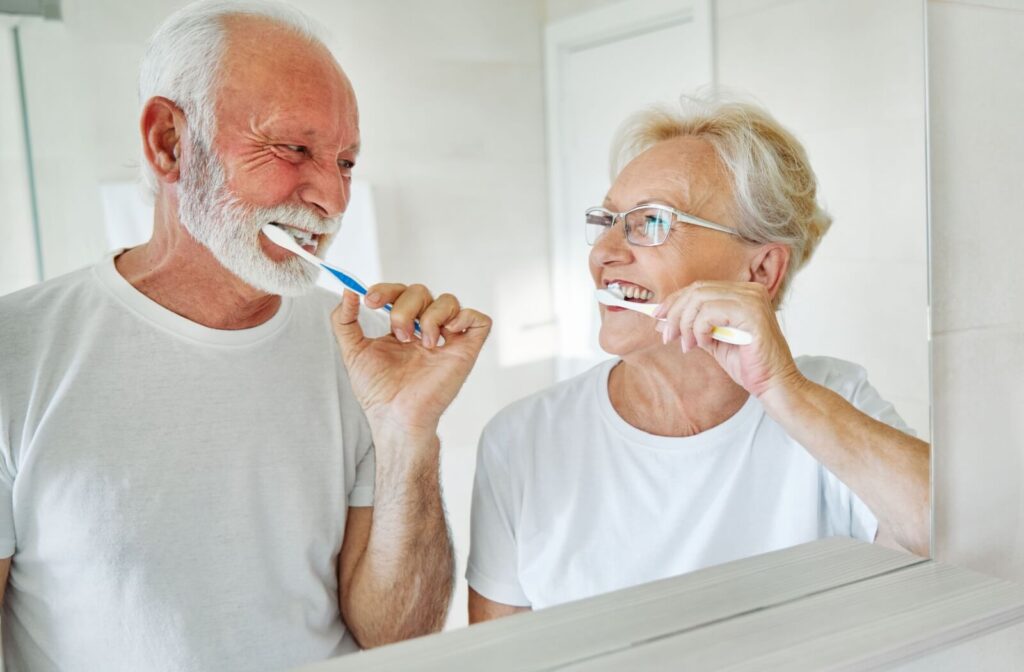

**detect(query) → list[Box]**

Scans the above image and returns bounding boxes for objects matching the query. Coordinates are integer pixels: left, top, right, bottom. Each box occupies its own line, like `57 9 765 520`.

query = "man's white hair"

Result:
138 0 324 195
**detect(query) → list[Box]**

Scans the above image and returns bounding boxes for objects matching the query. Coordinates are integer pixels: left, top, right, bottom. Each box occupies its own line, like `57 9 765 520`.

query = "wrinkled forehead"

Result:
214 15 358 125
606 136 730 214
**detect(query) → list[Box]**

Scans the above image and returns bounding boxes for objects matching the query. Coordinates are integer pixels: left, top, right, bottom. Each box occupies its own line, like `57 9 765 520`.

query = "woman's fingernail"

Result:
662 328 670 344
422 334 434 348
395 329 410 343
366 292 381 305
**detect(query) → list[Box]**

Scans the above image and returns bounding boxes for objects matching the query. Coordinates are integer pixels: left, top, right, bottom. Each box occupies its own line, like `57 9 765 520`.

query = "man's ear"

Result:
747 244 791 303
140 96 186 184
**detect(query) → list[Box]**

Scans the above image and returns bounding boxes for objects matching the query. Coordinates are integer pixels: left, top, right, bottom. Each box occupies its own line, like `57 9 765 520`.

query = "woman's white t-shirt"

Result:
467 356 913 610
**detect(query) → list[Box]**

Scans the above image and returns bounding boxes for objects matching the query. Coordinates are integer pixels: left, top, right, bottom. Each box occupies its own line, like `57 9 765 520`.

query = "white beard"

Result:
177 135 341 297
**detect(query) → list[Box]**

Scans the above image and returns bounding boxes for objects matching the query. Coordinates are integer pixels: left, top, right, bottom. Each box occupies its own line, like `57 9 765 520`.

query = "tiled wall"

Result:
928 0 1024 582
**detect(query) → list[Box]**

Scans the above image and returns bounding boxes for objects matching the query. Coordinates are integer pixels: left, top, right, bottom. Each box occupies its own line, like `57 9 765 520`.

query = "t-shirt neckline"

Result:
92 250 293 346
595 358 763 450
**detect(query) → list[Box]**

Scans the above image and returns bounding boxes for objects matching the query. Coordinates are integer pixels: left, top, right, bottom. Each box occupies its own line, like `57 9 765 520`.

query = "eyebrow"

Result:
601 198 681 210
297 130 360 155
636 198 680 209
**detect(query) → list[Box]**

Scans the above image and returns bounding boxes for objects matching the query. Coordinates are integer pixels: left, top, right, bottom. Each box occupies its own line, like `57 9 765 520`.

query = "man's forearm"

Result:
760 377 931 556
342 433 454 647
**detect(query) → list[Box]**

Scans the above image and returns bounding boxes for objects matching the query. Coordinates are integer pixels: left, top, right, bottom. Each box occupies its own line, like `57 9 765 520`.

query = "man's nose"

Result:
298 165 349 218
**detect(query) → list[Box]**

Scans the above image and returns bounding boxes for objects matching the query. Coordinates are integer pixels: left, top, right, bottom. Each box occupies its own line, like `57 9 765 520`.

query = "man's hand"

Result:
331 284 492 439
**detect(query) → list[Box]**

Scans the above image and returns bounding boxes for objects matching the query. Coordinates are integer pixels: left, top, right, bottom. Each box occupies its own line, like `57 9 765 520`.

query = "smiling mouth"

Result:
272 223 320 249
608 282 655 303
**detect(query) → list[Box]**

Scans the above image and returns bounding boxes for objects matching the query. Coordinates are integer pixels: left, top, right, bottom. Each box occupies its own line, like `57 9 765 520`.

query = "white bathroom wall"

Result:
927 0 1024 584
715 0 930 441
10 0 555 630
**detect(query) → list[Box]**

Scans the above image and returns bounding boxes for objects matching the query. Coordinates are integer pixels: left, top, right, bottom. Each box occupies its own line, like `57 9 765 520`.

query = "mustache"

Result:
224 198 342 237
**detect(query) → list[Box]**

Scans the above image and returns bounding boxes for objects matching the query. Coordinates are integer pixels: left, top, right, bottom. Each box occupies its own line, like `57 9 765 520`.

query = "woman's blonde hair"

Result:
611 95 832 305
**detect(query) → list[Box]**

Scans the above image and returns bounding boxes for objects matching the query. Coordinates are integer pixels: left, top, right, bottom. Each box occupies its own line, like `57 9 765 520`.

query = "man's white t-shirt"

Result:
0 254 386 671
467 356 913 610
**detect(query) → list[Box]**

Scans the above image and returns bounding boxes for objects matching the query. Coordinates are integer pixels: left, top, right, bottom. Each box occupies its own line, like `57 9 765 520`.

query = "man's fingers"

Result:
419 294 461 349
389 284 434 343
331 290 366 355
442 309 493 342
363 283 408 309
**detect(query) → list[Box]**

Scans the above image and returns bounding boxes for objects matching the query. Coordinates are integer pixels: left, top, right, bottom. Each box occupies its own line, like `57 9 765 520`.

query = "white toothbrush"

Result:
262 223 421 336
595 284 753 346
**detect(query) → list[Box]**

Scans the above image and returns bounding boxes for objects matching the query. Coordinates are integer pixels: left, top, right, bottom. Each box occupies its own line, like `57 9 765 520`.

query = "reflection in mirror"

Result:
468 0 931 623
0 0 930 668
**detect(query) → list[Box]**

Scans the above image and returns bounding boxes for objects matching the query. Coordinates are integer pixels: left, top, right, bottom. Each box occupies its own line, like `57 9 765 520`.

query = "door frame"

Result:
544 0 714 379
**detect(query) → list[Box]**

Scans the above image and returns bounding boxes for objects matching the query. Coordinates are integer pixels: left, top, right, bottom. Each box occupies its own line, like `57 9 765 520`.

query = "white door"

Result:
545 0 713 380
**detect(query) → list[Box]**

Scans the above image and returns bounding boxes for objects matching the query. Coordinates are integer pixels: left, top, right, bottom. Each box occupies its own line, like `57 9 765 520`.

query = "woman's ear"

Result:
140 96 185 184
747 244 791 302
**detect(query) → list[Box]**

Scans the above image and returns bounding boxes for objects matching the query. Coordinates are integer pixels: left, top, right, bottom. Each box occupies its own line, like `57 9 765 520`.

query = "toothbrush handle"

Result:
322 265 422 337
646 302 752 345
378 303 423 337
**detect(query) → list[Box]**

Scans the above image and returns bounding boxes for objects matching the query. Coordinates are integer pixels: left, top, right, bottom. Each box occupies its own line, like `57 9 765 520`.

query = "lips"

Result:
272 222 320 247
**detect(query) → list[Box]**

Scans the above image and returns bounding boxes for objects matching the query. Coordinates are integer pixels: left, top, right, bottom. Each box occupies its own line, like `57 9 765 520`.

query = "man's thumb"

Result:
331 290 365 354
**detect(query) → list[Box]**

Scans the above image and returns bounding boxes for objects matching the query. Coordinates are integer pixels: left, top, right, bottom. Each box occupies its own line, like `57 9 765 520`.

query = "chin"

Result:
598 325 659 358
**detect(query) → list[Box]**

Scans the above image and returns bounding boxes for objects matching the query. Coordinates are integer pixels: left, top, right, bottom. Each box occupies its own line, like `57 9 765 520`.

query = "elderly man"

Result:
0 2 488 670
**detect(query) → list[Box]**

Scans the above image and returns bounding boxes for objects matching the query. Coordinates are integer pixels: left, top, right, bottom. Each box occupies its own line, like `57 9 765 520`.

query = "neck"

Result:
608 346 750 437
115 194 281 330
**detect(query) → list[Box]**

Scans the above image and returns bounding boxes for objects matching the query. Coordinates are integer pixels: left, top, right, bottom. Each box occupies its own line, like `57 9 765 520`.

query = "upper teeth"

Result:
278 224 316 247
609 282 653 302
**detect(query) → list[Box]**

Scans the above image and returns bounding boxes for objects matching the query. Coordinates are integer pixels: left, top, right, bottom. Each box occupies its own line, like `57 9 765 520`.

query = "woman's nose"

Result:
589 218 633 266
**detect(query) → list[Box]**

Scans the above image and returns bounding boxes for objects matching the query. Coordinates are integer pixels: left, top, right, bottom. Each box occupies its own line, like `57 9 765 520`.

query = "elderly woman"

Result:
466 98 930 622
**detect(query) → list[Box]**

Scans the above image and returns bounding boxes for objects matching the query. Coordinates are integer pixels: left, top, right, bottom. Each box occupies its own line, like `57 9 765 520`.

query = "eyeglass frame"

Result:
585 203 742 247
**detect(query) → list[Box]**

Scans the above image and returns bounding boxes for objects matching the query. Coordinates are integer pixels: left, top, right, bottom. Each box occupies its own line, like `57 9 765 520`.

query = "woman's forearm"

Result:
759 376 931 556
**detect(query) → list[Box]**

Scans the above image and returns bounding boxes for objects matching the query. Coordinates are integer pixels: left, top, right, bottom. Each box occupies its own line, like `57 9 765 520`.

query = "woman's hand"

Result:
655 281 805 398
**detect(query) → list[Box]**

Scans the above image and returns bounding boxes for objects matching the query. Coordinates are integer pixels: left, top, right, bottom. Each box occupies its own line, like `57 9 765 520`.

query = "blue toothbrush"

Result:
262 223 420 336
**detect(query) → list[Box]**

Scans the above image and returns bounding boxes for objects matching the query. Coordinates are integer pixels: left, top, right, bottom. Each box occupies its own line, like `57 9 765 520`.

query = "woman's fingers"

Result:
658 281 768 351
692 300 746 350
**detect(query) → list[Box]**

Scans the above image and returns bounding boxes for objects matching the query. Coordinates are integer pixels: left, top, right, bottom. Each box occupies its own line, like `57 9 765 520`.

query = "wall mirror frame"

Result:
0 0 935 660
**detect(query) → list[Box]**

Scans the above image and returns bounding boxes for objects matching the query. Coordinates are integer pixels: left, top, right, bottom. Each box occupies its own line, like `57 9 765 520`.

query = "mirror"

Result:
0 0 929 646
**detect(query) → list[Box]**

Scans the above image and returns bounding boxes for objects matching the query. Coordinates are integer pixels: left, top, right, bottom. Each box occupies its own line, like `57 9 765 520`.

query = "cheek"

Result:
235 172 298 206
228 155 301 206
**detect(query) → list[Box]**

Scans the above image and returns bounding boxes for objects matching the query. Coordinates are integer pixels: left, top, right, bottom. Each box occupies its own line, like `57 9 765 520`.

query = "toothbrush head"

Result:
261 224 321 267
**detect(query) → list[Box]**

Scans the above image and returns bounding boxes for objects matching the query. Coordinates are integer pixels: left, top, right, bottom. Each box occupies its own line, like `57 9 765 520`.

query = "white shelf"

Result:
297 538 1024 671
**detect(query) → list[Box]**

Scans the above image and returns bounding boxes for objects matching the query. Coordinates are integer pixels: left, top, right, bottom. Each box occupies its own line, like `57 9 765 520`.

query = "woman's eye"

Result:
282 145 306 154
338 159 355 170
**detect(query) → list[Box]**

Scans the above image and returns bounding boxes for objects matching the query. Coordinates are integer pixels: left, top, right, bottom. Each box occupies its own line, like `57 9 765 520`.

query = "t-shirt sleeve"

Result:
0 435 16 557
348 441 375 507
808 357 915 542
466 426 530 607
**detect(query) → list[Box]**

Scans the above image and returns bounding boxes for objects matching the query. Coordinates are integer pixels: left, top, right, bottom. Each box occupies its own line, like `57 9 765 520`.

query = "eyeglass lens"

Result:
585 207 673 246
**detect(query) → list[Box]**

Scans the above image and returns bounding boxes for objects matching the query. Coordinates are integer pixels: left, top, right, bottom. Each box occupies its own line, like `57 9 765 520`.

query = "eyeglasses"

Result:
585 203 740 247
